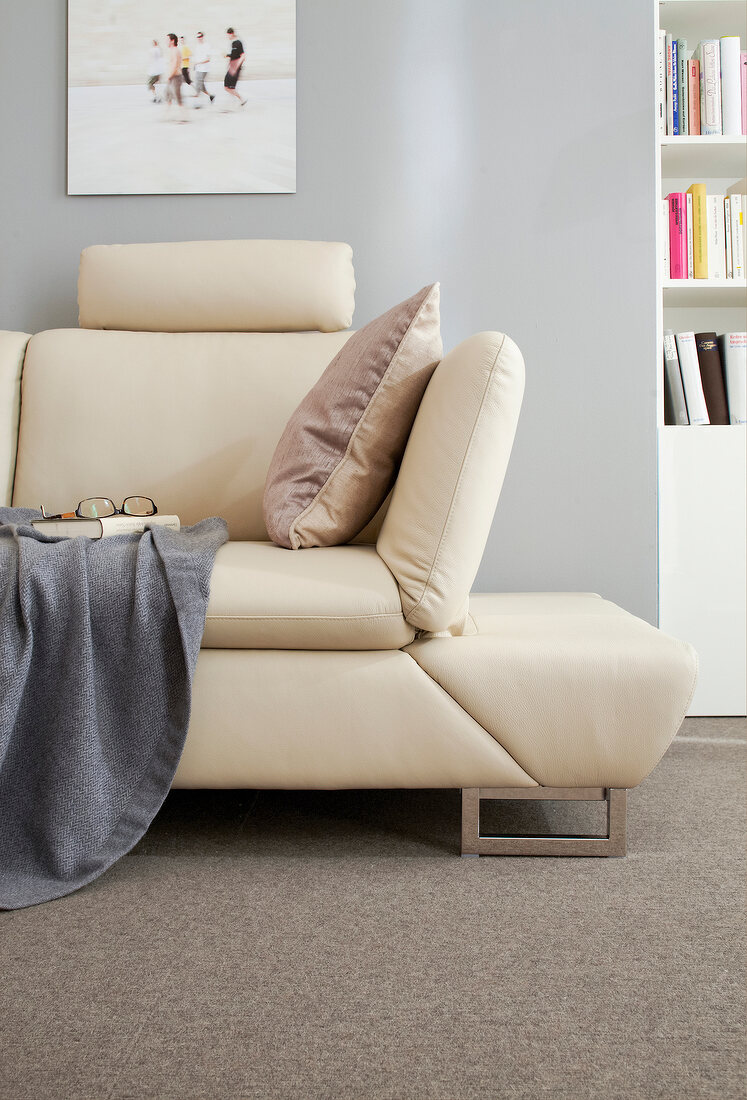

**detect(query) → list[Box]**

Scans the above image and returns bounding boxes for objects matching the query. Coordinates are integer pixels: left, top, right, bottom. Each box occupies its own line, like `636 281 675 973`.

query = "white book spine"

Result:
678 43 690 136
657 31 667 136
730 194 744 279
700 40 722 134
663 330 690 424
706 194 726 279
675 331 710 424
98 514 181 537
724 197 733 278
721 332 747 423
686 192 694 278
666 34 674 136
31 518 103 538
720 36 742 135
661 198 670 279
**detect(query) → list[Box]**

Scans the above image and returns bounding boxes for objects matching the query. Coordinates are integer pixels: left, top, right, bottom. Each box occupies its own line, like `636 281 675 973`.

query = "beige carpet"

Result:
1 716 744 1100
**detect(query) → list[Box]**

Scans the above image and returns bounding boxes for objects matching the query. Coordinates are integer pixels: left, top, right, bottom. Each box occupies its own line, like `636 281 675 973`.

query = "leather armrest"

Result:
0 331 31 506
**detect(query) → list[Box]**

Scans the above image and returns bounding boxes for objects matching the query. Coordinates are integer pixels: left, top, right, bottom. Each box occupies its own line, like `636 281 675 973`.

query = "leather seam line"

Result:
205 612 407 622
402 650 539 785
404 334 506 623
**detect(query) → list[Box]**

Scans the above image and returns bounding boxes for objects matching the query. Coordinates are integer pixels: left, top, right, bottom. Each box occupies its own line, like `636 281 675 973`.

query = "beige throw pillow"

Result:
263 283 442 549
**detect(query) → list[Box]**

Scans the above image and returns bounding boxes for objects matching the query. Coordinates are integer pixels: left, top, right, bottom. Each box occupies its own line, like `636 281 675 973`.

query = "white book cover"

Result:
657 31 667 136
675 331 710 424
686 192 694 278
666 33 674 136
706 194 726 279
661 198 670 278
729 193 744 279
719 332 747 423
724 197 733 278
698 40 722 134
720 36 742 135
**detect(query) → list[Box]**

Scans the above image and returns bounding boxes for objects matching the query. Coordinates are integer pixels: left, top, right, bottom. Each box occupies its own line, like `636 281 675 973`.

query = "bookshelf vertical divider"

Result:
656 0 747 715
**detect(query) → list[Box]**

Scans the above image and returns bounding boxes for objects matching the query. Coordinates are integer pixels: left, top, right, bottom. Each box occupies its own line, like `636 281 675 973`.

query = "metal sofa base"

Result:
461 786 627 857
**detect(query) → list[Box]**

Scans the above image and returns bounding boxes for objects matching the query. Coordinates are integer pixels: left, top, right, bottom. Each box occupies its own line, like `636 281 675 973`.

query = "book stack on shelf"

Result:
663 329 746 425
657 31 746 136
663 178 745 281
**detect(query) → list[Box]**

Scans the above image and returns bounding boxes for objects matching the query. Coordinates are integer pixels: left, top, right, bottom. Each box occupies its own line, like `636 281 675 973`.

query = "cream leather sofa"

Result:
0 240 697 856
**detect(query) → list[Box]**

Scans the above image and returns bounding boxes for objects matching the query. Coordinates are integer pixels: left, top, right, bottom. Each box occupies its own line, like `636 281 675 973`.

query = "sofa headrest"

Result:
77 240 356 333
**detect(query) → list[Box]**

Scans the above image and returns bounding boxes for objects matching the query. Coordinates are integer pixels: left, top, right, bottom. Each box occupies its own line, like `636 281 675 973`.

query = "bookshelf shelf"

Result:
655 0 747 716
659 1 746 42
663 280 747 305
660 135 746 175
659 422 746 433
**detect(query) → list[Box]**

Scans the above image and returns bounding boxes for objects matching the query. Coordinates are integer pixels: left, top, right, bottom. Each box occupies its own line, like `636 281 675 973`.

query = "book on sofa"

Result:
31 514 181 539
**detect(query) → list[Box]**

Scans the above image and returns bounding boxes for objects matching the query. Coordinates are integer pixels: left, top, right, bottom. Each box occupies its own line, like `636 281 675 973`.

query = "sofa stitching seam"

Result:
401 650 539 784
204 612 406 622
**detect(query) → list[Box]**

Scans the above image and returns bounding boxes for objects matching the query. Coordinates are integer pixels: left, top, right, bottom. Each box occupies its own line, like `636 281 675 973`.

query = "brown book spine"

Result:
694 332 729 424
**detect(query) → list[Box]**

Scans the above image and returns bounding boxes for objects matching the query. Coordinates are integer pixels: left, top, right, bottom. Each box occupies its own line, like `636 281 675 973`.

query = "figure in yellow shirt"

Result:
179 37 195 93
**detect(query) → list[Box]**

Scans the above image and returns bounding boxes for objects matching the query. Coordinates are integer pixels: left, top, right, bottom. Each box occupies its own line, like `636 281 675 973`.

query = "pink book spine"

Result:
741 52 746 135
668 193 688 279
689 60 701 134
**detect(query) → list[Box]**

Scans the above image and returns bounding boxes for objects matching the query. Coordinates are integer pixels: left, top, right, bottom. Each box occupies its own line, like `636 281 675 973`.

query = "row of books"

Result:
657 33 746 135
663 181 745 280
663 330 746 425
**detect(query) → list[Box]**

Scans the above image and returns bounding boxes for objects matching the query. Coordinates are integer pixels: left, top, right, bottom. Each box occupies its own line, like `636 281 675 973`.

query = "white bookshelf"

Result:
656 0 747 716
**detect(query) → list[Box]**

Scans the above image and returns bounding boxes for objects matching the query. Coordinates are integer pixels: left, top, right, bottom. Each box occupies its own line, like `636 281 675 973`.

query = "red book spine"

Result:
668 193 688 279
689 60 701 134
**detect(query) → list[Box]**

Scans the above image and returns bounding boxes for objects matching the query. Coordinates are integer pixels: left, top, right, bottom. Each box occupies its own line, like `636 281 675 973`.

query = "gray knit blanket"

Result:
0 509 228 909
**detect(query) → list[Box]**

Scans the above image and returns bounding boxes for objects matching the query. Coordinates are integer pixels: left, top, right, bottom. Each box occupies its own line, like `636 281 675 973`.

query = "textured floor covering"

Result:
1 717 744 1100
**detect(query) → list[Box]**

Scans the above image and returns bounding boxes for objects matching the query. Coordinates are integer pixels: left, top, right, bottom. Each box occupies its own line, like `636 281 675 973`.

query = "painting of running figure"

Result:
67 0 296 194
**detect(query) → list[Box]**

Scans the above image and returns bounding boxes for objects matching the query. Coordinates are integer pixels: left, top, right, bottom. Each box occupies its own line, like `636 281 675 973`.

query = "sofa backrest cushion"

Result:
77 240 356 333
12 328 357 541
263 284 441 549
377 331 525 635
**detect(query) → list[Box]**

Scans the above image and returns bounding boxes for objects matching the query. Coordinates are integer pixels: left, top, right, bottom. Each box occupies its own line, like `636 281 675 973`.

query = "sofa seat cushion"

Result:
405 592 698 789
201 542 415 650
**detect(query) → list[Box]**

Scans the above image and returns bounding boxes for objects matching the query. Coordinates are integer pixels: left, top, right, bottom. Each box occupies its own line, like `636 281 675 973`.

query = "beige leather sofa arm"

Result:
377 331 525 634
0 331 31 506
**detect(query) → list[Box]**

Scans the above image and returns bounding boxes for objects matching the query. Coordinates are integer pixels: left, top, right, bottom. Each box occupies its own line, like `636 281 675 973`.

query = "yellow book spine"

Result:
687 183 708 278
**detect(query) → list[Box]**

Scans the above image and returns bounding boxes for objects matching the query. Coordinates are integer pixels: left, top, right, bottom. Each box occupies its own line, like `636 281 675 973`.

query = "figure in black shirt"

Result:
224 27 246 106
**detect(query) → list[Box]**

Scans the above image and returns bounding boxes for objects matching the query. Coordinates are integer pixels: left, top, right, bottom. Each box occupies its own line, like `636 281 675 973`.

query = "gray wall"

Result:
0 0 657 621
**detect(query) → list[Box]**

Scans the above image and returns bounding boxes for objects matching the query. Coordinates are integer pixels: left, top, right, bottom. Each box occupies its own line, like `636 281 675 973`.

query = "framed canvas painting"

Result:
67 0 296 194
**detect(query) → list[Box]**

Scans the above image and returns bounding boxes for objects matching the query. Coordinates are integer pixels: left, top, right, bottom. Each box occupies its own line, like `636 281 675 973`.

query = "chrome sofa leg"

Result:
460 786 627 857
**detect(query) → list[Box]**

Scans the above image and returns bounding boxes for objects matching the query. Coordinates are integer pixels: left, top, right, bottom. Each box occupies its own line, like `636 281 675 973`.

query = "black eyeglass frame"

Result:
39 496 158 521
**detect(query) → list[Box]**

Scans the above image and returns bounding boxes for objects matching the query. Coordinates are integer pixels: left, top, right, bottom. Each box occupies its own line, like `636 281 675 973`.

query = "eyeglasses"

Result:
40 496 158 521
